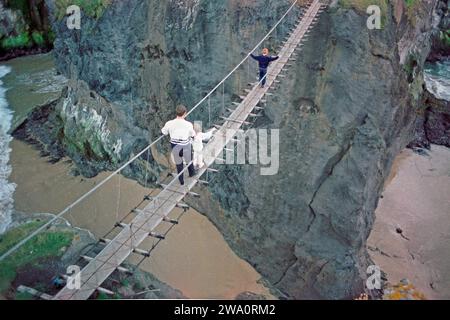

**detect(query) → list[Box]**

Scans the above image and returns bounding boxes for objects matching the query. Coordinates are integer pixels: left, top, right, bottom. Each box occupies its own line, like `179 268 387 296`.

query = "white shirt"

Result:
192 130 215 152
162 118 195 145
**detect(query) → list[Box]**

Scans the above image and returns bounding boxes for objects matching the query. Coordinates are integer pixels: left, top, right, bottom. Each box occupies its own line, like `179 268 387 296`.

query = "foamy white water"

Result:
0 65 16 234
424 59 450 102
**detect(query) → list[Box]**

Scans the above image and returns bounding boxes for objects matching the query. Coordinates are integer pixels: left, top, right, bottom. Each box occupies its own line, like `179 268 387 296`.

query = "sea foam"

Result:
0 65 16 234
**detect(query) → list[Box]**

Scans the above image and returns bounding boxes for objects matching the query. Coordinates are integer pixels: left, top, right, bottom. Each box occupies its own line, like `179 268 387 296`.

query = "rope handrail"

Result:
0 0 300 263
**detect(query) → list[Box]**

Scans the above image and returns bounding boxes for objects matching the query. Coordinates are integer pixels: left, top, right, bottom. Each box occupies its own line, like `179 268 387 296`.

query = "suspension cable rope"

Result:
115 174 122 223
0 0 300 263
207 95 211 181
144 148 150 189
247 58 251 84
69 170 177 280
60 1 320 297
208 96 211 129
222 82 225 111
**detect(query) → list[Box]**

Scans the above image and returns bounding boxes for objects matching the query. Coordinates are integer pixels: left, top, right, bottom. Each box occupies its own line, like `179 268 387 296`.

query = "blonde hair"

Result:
193 123 202 133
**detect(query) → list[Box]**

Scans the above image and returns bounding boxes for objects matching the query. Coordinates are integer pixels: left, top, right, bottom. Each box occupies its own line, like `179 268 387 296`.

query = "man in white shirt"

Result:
161 104 196 185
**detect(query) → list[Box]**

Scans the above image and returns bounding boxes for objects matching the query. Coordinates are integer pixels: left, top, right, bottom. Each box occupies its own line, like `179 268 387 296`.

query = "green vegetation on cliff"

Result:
339 0 420 19
31 31 45 46
1 0 53 52
404 0 424 25
1 32 32 50
339 0 388 27
0 31 50 51
0 220 74 294
339 0 388 14
440 29 450 48
55 0 112 20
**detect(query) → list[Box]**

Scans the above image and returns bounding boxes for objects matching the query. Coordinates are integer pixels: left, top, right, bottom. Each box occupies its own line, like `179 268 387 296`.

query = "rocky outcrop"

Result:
25 0 445 299
408 89 450 149
0 3 27 39
14 80 150 177
35 0 299 176
4 212 184 299
193 0 444 299
427 0 450 61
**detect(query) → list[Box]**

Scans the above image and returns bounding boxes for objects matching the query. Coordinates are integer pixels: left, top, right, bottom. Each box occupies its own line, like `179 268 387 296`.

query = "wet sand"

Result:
368 145 450 299
9 139 273 299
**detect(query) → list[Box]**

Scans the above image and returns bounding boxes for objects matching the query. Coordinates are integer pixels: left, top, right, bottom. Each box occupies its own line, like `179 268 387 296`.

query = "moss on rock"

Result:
0 219 74 294
1 0 54 56
54 0 112 20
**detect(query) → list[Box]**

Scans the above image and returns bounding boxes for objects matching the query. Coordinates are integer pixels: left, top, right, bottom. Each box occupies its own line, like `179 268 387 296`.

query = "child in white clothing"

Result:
193 123 217 169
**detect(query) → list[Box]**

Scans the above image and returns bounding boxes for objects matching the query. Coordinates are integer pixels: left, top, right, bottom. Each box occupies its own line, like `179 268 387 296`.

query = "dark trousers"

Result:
171 143 195 185
259 68 268 86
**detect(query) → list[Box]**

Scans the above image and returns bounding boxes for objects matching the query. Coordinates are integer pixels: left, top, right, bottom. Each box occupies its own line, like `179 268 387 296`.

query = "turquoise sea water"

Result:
424 58 450 102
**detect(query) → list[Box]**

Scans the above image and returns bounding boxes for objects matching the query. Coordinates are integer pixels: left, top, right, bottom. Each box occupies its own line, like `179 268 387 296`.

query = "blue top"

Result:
250 54 279 69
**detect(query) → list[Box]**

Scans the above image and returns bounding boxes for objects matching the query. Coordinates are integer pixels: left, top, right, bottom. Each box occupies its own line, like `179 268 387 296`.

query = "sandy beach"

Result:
368 145 450 299
9 138 273 299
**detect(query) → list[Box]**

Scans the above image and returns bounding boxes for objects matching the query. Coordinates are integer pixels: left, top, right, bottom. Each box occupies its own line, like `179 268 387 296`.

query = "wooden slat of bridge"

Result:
53 0 324 300
203 0 323 167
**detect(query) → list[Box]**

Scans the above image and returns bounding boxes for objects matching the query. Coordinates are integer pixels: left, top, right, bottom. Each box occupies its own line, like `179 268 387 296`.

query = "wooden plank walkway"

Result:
53 0 325 300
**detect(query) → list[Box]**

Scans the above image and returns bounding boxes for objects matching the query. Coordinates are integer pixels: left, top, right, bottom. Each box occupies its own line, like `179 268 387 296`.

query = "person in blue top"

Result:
250 48 279 88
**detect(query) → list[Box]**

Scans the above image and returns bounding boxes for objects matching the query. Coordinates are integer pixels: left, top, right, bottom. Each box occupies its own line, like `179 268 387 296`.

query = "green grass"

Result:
339 0 425 28
96 292 122 300
120 278 130 287
339 0 388 28
2 1 55 52
31 31 45 47
1 31 49 50
0 220 74 294
339 0 388 13
0 32 32 50
55 0 112 20
441 30 450 48
404 0 423 25
15 291 35 300
47 30 56 43
404 0 418 8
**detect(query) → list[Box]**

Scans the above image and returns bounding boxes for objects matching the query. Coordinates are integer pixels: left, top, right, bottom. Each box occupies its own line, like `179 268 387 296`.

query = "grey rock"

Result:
409 89 450 149
31 0 446 300
0 3 27 38
428 0 449 61
193 0 443 299
235 291 267 300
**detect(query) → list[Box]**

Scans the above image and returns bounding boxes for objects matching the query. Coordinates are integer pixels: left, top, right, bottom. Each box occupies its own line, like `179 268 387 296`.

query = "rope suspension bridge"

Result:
3 0 327 300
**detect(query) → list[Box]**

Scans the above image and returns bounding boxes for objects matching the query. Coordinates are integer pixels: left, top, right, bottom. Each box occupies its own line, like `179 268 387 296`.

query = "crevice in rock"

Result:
312 259 331 287
272 256 298 287
306 142 352 233
306 114 368 234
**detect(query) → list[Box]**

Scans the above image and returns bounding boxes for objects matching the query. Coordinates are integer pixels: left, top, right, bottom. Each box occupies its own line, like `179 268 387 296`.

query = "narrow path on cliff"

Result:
2 0 328 300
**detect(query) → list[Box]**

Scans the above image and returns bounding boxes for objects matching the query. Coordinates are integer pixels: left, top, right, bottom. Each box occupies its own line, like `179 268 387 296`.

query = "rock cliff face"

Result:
409 89 450 150
194 0 444 299
428 0 450 61
28 0 444 299
42 0 299 176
